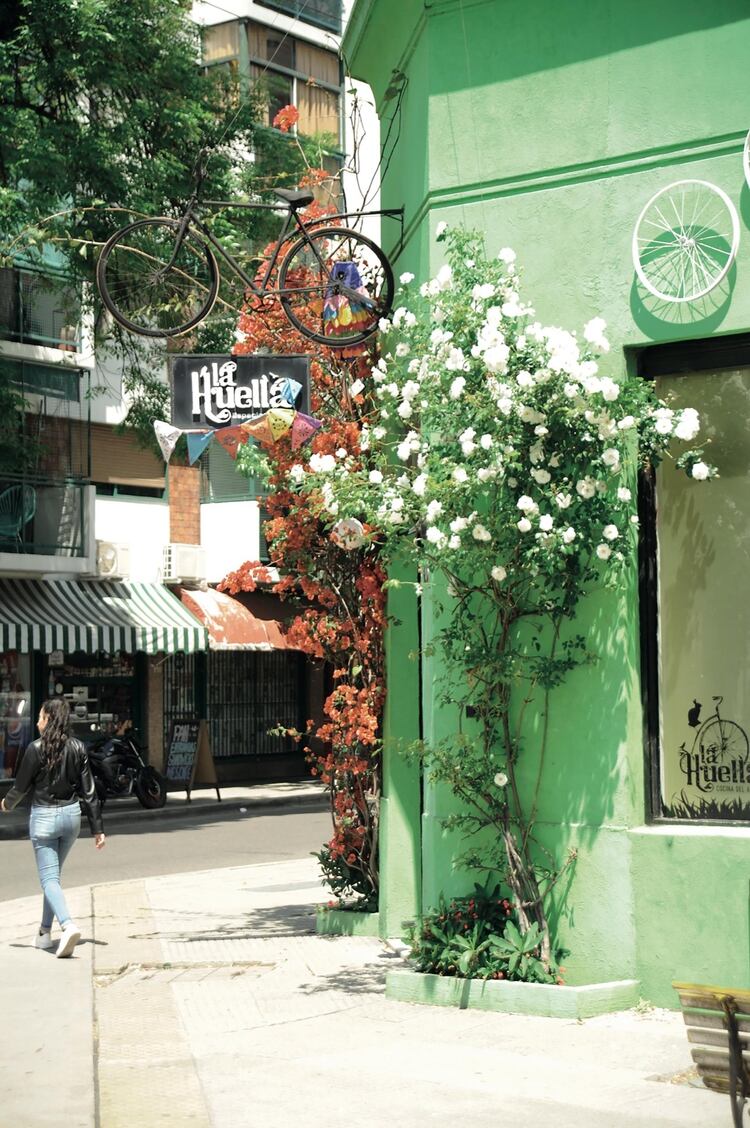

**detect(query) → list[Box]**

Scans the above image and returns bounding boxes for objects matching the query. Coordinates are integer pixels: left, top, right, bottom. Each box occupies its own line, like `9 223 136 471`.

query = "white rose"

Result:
691 461 710 480
602 524 619 541
517 495 537 512
516 370 535 388
450 376 466 399
600 377 620 402
453 466 469 484
477 468 494 482
369 469 384 485
493 771 509 787
617 415 635 430
562 526 576 543
596 544 612 560
555 493 572 509
655 417 673 435
602 448 620 469
288 464 306 483
399 271 415 285
531 468 551 485
563 382 580 399
450 516 468 533
497 247 516 265
576 478 596 499
517 517 532 532
425 526 446 546
436 263 452 289
446 347 466 371
412 474 428 496
426 499 443 523
472 524 491 542
395 342 410 358
472 283 495 300
448 534 461 549
480 434 493 450
491 565 507 582
484 343 510 374
538 514 554 532
397 400 413 419
675 408 700 441
617 486 631 501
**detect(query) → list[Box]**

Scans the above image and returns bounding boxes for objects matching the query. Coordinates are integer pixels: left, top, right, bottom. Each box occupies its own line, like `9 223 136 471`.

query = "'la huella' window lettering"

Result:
169 354 310 429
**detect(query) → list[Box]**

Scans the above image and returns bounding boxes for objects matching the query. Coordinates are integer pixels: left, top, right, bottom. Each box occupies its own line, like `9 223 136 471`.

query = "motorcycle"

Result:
86 722 168 809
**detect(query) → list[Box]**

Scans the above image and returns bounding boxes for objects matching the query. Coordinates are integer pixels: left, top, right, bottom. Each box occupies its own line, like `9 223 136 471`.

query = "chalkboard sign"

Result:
164 719 220 801
165 720 200 784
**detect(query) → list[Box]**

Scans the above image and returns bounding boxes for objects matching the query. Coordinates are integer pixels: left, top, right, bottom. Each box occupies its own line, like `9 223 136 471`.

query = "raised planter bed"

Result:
386 968 640 1019
315 907 381 937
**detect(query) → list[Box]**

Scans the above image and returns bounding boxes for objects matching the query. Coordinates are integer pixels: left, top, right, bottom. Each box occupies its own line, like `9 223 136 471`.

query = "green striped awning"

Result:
0 578 207 655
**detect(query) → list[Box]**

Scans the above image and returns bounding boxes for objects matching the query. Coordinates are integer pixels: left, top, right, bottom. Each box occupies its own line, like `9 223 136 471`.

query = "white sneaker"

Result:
34 929 54 950
56 923 81 959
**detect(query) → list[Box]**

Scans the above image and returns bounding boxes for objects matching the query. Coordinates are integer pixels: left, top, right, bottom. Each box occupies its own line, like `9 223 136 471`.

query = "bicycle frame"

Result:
169 198 402 306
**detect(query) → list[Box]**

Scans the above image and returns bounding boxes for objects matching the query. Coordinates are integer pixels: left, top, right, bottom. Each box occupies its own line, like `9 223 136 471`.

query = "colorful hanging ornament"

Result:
323 262 373 340
267 407 296 442
241 415 275 446
214 425 248 460
186 431 214 466
330 517 366 551
291 412 322 450
153 420 182 463
277 378 303 407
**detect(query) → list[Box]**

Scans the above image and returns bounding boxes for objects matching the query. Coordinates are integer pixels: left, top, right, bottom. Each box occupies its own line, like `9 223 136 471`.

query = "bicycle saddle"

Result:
274 188 316 208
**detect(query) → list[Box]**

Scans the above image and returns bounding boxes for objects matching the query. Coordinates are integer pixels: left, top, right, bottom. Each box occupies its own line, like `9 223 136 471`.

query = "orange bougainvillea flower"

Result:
273 104 300 133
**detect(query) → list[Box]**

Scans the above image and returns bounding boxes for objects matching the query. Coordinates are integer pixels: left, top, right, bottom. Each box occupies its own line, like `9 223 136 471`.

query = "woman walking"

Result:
1 697 105 958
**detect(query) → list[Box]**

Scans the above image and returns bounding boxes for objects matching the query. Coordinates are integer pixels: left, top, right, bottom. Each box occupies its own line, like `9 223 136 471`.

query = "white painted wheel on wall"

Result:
743 128 750 191
632 179 739 303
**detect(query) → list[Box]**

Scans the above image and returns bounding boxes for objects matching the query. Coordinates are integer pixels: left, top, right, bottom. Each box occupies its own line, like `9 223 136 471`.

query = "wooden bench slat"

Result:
688 1028 750 1048
674 981 750 1007
691 1047 750 1070
683 1010 750 1033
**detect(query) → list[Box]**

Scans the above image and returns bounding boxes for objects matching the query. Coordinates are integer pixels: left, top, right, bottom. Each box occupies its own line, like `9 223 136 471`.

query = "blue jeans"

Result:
29 802 81 930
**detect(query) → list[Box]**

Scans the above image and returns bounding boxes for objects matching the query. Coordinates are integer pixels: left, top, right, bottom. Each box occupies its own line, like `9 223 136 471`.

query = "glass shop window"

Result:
0 651 32 780
652 366 750 822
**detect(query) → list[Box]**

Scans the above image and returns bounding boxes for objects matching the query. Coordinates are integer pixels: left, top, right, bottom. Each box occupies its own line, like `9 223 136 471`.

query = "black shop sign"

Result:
170 354 310 429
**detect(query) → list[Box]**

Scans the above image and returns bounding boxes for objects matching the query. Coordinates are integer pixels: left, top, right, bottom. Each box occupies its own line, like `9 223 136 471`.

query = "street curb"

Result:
0 787 328 840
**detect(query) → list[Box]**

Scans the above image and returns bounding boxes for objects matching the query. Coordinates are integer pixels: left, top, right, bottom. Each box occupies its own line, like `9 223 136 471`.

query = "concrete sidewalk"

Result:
0 779 327 839
1 856 730 1128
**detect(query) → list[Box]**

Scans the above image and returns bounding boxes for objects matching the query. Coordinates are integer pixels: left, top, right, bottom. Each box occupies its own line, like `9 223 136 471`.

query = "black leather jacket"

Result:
3 738 103 835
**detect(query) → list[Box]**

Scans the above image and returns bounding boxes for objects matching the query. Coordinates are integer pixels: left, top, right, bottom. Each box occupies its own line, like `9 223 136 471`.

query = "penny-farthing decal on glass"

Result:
632 179 739 303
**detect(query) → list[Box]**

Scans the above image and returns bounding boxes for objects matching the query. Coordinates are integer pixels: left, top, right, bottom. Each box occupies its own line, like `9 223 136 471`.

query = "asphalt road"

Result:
0 806 331 903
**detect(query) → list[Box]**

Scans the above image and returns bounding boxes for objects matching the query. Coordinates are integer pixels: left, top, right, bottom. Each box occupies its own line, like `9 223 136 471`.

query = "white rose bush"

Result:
286 226 715 978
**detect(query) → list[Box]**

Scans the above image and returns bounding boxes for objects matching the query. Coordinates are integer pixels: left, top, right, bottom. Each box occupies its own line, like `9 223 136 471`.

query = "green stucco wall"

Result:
345 0 750 1005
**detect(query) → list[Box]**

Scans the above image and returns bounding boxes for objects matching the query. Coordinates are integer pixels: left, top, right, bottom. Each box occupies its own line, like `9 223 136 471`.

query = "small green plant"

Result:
315 844 377 912
407 883 565 983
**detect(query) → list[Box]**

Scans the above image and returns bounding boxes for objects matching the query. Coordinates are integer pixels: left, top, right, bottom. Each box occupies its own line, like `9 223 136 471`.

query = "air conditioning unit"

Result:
96 540 130 580
163 543 206 584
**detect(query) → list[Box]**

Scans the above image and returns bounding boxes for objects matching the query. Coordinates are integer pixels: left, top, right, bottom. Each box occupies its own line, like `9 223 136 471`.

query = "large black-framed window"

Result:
637 334 750 825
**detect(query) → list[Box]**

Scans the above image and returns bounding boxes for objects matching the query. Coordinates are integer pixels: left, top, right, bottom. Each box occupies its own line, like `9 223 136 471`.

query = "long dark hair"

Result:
39 697 71 773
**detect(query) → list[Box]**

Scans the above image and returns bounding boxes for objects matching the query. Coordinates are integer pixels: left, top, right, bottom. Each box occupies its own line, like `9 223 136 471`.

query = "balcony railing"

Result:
0 475 90 557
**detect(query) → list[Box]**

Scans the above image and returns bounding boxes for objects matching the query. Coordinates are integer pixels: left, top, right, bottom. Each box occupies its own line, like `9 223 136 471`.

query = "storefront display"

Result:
0 651 31 778
48 651 140 744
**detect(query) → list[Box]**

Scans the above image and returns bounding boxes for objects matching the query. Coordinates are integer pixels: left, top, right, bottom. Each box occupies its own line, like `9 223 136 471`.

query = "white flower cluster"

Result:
291 227 712 593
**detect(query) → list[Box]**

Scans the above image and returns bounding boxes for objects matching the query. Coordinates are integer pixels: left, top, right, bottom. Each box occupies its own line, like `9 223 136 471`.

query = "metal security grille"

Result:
207 651 304 758
163 650 304 758
163 653 198 748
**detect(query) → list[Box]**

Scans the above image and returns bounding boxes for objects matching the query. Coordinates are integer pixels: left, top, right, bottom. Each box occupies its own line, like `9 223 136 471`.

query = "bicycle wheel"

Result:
278 226 394 346
632 180 739 303
699 719 749 765
97 218 219 337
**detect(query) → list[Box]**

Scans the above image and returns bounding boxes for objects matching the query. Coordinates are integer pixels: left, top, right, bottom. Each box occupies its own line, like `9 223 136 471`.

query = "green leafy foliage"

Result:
315 842 377 912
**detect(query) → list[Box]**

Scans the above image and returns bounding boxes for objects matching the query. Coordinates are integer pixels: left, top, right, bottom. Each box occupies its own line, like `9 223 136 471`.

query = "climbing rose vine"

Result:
283 225 715 973
220 200 384 909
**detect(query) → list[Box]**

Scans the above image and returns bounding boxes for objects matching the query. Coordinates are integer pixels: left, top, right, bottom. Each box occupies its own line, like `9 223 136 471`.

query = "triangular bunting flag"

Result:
267 407 296 442
279 378 303 407
154 420 182 463
215 425 248 460
291 412 322 450
187 430 214 465
241 415 275 446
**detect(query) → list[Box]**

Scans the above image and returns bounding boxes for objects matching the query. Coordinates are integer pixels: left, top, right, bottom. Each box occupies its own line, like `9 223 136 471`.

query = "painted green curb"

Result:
386 969 640 1019
315 908 381 937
